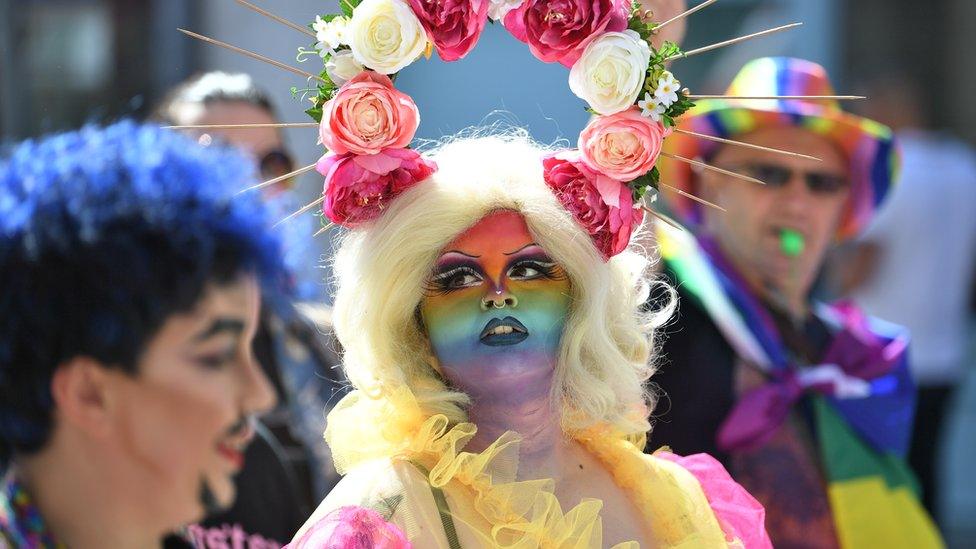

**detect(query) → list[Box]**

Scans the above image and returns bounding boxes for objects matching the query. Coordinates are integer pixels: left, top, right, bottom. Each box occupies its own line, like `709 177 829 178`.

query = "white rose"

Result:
347 0 428 75
488 0 524 21
326 50 365 85
568 30 652 116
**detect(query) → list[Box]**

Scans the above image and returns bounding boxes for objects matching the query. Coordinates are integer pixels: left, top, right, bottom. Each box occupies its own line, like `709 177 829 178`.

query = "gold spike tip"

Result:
661 152 766 185
656 0 721 32
669 22 802 61
660 182 727 212
233 0 317 39
641 206 683 230
177 28 326 84
236 163 318 195
164 122 319 130
687 95 865 101
673 128 822 162
274 196 325 228
313 223 335 237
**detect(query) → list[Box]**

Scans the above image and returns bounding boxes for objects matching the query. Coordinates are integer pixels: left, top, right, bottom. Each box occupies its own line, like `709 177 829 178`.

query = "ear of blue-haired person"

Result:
0 121 294 543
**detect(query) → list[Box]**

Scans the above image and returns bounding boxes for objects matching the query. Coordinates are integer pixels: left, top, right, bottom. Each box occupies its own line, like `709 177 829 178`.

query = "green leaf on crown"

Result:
340 0 362 19
305 105 324 124
665 92 695 121
627 0 659 43
628 166 661 202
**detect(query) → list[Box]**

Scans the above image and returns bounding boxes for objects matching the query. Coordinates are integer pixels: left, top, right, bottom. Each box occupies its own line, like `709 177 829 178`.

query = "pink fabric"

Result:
286 506 411 549
658 452 773 548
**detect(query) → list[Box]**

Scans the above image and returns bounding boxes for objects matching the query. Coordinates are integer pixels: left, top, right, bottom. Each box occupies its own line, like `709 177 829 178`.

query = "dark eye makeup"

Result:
425 253 565 295
426 261 485 294
507 256 563 281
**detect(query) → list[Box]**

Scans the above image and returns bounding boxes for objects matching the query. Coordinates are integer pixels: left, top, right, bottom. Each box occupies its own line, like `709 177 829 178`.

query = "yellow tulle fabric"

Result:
322 388 733 548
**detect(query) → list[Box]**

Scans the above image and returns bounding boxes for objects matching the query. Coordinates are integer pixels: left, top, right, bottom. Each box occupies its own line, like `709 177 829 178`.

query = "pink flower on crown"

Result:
543 150 642 259
286 505 411 549
408 0 490 61
317 148 437 227
503 0 629 67
578 108 670 182
320 71 420 156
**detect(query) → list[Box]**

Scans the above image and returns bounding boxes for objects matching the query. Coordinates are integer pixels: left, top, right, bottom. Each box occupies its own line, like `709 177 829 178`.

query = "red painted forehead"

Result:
446 210 534 254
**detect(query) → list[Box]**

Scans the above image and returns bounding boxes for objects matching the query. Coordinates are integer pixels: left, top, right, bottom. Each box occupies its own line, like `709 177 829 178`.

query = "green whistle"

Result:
780 229 805 257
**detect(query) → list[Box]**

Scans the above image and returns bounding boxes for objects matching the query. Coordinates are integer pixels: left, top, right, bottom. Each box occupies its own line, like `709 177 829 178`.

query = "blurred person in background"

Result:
647 58 943 548
0 122 285 547
153 72 297 200
154 72 348 548
830 72 976 525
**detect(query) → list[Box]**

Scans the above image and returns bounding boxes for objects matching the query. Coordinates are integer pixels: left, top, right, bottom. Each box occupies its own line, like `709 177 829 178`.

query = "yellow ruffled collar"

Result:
325 388 731 548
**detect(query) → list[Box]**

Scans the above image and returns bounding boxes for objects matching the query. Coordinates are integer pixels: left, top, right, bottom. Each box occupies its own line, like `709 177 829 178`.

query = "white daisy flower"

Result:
637 92 656 117
654 71 681 107
315 15 349 55
638 94 667 122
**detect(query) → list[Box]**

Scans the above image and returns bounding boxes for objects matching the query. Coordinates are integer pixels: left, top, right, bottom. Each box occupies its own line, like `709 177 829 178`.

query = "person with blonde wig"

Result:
288 133 770 548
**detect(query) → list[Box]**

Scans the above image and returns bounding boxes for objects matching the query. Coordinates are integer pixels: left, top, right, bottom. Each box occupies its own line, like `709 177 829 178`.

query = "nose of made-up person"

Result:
481 283 519 311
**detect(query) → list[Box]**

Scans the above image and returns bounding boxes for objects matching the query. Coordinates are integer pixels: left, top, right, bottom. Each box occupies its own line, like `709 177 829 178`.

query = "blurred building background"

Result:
1 0 974 545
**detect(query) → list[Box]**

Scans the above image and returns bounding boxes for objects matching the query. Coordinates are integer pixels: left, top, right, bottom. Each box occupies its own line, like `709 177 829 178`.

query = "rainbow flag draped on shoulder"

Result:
657 223 944 548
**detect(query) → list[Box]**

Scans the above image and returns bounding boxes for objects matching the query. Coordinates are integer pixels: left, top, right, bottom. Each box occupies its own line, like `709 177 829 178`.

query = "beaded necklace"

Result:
0 474 64 549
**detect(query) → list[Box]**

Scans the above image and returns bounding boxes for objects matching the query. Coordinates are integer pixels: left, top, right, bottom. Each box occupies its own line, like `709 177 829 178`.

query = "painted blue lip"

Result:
480 316 529 347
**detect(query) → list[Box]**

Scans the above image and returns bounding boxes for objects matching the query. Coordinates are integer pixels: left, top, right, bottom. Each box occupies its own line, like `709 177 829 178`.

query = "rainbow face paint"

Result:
420 211 572 401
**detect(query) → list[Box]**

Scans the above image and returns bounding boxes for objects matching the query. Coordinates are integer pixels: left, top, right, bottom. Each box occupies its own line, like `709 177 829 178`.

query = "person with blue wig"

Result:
154 72 351 549
0 121 289 547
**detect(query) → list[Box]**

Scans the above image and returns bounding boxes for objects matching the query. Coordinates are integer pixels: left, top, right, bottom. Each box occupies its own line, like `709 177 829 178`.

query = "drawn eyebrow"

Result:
193 318 245 343
504 242 541 256
441 250 481 259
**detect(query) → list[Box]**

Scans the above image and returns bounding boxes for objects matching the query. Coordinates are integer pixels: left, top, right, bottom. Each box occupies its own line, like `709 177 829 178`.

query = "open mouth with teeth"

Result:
480 316 529 347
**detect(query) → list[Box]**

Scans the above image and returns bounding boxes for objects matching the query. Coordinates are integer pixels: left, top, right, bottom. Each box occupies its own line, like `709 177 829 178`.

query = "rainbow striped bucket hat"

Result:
660 57 900 240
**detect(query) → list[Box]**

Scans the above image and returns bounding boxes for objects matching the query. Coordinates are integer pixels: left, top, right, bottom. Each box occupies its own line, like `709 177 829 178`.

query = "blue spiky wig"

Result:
0 121 289 465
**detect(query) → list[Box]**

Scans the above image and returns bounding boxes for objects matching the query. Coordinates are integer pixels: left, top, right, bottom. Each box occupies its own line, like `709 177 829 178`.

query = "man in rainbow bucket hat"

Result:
647 57 944 547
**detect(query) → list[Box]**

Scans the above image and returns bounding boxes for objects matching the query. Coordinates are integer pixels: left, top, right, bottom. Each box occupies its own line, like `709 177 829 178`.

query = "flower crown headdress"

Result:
173 0 851 260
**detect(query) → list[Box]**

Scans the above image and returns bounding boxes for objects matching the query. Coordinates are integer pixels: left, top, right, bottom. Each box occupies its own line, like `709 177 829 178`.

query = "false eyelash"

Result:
509 259 566 281
424 265 482 295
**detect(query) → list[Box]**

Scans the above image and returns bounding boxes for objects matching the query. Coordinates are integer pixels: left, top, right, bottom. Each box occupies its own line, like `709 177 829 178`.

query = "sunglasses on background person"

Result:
197 133 297 193
258 149 297 191
725 162 850 195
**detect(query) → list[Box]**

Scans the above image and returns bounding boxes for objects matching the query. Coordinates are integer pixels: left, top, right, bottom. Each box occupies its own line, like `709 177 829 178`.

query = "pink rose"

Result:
579 108 670 182
286 505 411 549
316 148 437 227
503 0 629 67
408 0 490 61
320 71 420 156
543 150 643 258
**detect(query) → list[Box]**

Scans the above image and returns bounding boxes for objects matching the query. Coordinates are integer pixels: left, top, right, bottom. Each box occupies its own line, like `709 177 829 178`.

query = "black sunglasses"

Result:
258 149 296 184
728 162 849 194
196 133 297 190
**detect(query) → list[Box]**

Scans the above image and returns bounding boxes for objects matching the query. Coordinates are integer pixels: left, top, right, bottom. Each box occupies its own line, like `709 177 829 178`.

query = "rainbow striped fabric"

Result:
659 57 900 241
657 223 944 548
